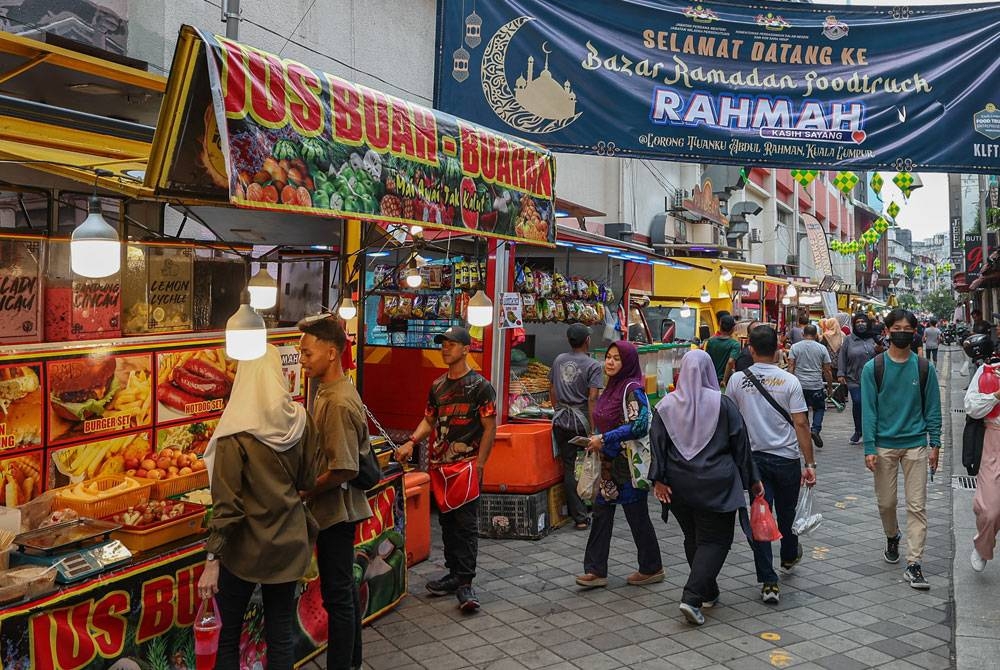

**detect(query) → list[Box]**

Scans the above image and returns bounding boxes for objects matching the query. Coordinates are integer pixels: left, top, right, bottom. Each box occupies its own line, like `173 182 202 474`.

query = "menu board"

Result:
48 430 152 488
0 237 42 344
155 347 235 423
0 449 43 507
0 363 42 452
277 341 304 398
45 280 123 342
46 353 153 445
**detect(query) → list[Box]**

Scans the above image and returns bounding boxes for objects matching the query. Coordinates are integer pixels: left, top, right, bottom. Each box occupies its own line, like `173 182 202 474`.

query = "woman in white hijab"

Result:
649 350 761 627
197 345 318 670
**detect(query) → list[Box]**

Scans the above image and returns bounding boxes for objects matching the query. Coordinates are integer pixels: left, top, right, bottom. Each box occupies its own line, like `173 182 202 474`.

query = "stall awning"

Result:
0 32 164 197
555 224 696 269
677 257 767 278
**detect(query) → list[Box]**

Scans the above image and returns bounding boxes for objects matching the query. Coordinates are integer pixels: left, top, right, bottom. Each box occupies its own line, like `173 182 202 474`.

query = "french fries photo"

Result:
108 369 153 426
0 453 43 507
52 433 151 484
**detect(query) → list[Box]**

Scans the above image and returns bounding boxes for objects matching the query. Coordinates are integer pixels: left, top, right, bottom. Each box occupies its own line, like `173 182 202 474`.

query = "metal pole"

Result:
980 173 989 315
223 0 241 40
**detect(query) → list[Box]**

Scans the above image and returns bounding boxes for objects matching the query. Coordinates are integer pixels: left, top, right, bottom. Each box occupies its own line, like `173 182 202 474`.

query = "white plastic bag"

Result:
792 487 823 535
961 358 970 377
576 450 601 502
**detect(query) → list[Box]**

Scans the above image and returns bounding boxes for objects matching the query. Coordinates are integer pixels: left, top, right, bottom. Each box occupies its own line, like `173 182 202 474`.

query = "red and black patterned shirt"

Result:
426 370 496 466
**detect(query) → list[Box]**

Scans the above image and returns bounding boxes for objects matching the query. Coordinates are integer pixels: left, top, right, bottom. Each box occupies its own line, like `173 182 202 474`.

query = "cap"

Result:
567 323 591 346
434 326 472 346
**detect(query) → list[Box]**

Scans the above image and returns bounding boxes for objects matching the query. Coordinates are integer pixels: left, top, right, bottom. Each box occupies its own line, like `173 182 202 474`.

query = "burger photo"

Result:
48 356 119 423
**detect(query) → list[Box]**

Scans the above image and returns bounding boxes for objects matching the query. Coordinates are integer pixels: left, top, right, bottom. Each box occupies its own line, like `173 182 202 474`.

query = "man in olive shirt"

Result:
396 326 497 612
298 315 373 670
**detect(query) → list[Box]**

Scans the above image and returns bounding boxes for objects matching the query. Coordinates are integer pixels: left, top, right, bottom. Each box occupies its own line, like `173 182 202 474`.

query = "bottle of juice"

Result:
194 596 221 670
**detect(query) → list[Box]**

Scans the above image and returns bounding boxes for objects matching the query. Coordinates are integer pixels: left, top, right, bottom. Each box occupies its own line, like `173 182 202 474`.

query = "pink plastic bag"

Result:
194 596 222 670
750 493 782 542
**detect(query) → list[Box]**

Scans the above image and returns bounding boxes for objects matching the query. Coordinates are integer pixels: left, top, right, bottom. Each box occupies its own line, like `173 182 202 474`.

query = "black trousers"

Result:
317 521 362 670
670 501 736 607
215 565 297 670
584 499 662 577
440 497 479 583
552 425 590 524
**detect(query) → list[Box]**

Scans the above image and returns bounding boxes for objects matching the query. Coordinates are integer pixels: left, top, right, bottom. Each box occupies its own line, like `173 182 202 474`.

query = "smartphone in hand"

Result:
569 436 591 447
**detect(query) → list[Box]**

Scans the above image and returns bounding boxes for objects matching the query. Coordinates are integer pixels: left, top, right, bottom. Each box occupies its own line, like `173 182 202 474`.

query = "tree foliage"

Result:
920 287 958 319
897 293 920 311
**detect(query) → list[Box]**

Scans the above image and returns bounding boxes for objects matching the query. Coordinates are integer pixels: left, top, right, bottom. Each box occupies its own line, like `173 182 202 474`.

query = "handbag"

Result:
429 458 480 512
621 382 652 491
351 442 381 490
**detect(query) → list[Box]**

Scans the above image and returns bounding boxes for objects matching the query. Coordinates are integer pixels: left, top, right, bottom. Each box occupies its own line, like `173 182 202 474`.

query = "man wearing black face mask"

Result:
861 309 941 590
838 314 878 444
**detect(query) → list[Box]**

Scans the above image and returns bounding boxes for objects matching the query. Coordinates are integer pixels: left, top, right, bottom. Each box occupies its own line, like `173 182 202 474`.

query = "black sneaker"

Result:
456 584 481 612
761 583 780 604
781 544 803 571
811 431 824 448
884 532 901 564
426 574 461 596
903 563 930 590
849 433 862 445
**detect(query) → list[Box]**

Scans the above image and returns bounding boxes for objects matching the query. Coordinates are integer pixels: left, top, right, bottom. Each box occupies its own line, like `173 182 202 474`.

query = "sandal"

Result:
575 519 590 530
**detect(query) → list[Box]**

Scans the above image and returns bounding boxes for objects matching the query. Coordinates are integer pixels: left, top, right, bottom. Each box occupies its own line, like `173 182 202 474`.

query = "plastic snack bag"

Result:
792 487 823 535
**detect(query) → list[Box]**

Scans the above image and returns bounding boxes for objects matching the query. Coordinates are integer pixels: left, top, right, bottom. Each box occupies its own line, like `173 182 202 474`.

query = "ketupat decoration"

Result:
871 172 884 199
888 262 897 275
833 171 859 194
893 171 916 198
873 217 889 234
873 257 882 270
887 200 901 219
790 168 819 187
858 252 867 265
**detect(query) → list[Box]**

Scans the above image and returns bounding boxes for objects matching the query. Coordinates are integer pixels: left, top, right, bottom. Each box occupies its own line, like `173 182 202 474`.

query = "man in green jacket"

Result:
861 308 941 590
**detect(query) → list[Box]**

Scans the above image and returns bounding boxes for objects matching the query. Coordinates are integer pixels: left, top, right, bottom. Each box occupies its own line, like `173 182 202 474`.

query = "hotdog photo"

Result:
0 450 42 507
47 354 153 445
156 347 236 422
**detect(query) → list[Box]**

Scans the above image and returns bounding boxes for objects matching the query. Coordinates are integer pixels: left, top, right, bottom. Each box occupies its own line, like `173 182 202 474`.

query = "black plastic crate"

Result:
478 490 550 540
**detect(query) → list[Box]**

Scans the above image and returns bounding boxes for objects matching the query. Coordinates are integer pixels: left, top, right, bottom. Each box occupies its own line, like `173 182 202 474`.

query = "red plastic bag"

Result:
750 493 782 542
979 364 1000 419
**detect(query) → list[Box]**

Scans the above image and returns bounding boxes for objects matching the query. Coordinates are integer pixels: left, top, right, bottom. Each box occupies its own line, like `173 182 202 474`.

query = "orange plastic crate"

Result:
54 476 153 518
481 424 562 494
108 504 206 554
403 471 430 566
147 469 209 500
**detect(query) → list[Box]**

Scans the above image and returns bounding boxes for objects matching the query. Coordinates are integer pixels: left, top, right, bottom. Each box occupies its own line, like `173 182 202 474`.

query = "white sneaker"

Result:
971 547 987 572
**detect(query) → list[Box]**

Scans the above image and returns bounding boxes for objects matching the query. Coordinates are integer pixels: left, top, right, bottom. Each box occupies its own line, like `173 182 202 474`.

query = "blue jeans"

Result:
849 384 862 436
803 388 826 434
749 451 801 584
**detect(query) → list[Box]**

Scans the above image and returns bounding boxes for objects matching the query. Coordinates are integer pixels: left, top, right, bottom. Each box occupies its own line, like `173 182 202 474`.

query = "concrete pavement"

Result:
303 346 996 670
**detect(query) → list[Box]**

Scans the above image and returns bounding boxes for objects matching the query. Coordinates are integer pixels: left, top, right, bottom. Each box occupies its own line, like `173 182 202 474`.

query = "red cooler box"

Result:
403 472 431 566
482 423 562 494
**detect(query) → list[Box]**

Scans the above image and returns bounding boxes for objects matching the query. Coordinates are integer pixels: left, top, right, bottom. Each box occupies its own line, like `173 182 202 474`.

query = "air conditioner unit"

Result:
751 228 762 243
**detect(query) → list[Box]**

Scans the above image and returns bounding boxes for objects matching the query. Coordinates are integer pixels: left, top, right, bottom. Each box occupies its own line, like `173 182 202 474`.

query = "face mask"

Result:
889 331 914 349
853 323 867 335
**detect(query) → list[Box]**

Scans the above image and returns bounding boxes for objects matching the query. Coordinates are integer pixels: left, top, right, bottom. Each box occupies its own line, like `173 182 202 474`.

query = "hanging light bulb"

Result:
410 225 424 237
720 266 733 282
782 296 791 305
247 266 277 309
679 300 691 318
786 284 797 298
467 289 494 327
404 256 423 288
225 294 267 361
699 285 711 303
71 195 120 278
747 278 759 293
338 296 357 320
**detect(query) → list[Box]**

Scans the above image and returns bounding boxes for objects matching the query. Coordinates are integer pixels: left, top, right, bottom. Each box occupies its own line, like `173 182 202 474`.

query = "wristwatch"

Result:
806 463 817 469
206 553 218 562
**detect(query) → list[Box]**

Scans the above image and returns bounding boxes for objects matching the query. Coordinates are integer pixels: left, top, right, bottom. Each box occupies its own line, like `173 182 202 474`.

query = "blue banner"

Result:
434 0 1000 173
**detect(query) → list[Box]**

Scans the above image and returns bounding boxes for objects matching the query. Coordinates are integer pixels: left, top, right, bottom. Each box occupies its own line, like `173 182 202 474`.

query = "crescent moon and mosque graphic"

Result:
481 16 583 134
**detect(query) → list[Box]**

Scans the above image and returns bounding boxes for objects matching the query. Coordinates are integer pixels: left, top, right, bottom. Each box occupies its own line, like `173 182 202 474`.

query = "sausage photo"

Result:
156 384 203 412
171 366 230 398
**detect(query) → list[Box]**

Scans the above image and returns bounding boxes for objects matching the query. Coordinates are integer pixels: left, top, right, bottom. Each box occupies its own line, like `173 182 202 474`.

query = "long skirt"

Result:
973 425 1000 560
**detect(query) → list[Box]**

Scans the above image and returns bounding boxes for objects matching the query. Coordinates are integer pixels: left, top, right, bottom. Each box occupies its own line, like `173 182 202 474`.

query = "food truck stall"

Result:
0 23 554 668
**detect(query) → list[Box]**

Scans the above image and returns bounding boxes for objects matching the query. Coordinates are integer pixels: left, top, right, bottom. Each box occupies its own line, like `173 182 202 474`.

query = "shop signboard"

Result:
435 0 1000 173
801 213 834 278
964 232 998 281
154 26 556 246
0 363 42 453
0 236 41 343
0 475 406 670
500 292 524 328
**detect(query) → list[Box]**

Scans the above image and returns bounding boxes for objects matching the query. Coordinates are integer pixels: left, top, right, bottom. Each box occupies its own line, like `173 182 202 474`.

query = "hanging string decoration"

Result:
870 172 884 200
790 169 819 187
833 171 859 195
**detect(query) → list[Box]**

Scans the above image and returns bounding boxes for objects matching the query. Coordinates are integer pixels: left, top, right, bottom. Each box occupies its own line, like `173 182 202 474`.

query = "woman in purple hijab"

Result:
576 341 663 590
649 349 762 626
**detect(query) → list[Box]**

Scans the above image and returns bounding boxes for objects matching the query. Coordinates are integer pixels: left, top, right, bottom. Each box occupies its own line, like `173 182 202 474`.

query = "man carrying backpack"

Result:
861 309 941 589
